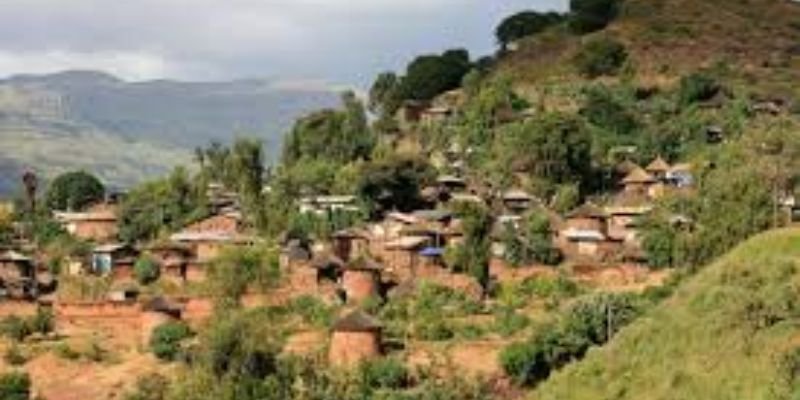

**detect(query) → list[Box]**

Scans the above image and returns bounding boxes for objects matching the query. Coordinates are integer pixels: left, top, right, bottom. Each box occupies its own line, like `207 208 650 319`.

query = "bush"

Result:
3 345 27 366
150 321 193 361
0 316 32 342
360 358 409 390
54 343 80 360
0 371 31 400
415 318 455 341
124 373 169 400
574 37 627 78
678 72 721 105
29 308 54 336
134 256 161 285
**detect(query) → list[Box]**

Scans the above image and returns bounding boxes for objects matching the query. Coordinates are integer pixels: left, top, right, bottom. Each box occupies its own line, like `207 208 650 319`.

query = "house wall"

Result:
196 242 223 262
72 220 118 242
185 263 207 283
342 270 379 303
565 217 605 232
329 331 381 367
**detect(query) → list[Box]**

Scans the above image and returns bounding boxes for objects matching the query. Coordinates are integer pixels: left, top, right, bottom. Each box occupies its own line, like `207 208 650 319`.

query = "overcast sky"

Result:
0 0 566 87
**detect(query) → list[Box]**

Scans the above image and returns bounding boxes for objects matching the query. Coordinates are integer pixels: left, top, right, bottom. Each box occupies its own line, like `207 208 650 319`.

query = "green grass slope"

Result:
534 228 800 400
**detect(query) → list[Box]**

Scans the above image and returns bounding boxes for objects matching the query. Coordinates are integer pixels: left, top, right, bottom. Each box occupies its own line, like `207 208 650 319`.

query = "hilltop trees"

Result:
401 49 472 101
568 0 621 34
495 11 565 50
45 171 105 211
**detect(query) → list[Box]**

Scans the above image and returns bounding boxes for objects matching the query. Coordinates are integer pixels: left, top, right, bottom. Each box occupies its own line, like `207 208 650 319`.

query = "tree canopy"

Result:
45 170 105 211
568 0 621 34
495 11 564 49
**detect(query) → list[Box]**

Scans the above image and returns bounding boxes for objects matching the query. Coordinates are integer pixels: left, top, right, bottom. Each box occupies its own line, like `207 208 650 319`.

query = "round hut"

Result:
329 310 382 367
341 258 382 303
140 297 183 346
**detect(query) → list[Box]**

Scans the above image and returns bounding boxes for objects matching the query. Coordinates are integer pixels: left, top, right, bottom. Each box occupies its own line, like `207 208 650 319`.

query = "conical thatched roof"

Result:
332 310 382 332
622 167 657 184
646 156 671 173
615 159 641 175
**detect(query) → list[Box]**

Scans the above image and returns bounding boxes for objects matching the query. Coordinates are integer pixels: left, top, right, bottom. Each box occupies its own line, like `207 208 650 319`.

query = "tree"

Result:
523 213 562 265
496 113 593 190
569 0 621 34
357 154 435 218
134 256 161 285
573 37 628 78
119 167 207 242
495 11 564 49
451 203 492 290
150 321 193 361
399 49 472 101
368 72 402 117
580 85 638 135
45 171 105 211
282 93 374 167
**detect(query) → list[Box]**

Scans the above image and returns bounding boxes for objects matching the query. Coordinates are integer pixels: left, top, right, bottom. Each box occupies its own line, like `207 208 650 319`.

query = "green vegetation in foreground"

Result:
534 228 800 400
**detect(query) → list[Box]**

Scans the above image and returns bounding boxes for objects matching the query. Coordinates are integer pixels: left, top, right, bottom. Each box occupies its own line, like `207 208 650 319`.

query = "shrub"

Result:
574 38 628 78
29 308 54 336
3 345 27 366
287 296 334 328
678 72 721 105
0 371 31 400
54 343 80 360
494 308 532 337
134 256 161 285
360 358 409 390
415 318 454 341
124 373 169 400
150 321 193 361
85 338 108 362
0 316 32 342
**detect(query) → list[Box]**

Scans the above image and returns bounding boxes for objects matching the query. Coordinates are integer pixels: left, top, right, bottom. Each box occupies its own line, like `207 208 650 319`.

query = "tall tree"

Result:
45 170 105 211
495 11 564 50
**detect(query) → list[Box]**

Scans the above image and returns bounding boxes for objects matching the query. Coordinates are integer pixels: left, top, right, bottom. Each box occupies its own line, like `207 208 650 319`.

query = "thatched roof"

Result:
332 310 382 332
142 296 184 314
345 257 383 272
622 167 657 184
615 159 641 175
646 156 671 173
0 250 31 263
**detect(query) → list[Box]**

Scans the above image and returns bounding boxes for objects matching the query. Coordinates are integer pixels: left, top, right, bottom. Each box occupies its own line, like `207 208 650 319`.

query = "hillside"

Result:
500 0 800 96
0 70 339 195
534 228 800 400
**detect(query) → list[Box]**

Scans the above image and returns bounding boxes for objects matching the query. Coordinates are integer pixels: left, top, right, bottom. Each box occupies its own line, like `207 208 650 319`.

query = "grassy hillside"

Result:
534 228 800 400
500 0 800 97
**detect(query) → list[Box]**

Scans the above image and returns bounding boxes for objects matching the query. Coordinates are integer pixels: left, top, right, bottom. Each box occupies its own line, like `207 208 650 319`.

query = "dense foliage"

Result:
573 37 628 78
150 321 193 361
45 170 105 211
356 154 435 217
568 0 621 34
0 371 30 400
495 11 565 49
134 256 161 285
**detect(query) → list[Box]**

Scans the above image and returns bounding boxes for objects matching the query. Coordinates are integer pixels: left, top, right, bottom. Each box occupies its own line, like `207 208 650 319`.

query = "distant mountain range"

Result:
0 70 341 196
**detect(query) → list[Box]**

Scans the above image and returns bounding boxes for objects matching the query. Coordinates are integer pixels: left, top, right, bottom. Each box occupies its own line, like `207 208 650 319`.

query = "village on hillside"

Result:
0 0 799 397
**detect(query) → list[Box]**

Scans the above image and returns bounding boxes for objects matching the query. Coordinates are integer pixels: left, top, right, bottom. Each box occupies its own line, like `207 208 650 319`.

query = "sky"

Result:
0 0 566 87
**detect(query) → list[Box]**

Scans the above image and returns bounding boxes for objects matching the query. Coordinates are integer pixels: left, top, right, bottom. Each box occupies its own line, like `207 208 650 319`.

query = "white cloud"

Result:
0 0 567 84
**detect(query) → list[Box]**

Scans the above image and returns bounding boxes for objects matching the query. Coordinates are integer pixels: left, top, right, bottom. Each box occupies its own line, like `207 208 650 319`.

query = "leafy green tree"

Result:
150 321 193 361
495 11 564 49
0 371 30 400
523 213 562 266
45 170 105 211
496 113 593 190
207 246 281 307
282 92 374 167
368 72 403 118
119 167 207 242
357 154 435 217
573 37 628 78
451 203 492 290
580 85 638 135
399 49 472 101
568 0 621 34
134 256 161 285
